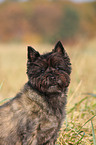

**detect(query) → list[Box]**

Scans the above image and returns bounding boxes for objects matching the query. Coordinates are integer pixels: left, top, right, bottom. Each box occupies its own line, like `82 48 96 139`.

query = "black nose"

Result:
46 67 53 73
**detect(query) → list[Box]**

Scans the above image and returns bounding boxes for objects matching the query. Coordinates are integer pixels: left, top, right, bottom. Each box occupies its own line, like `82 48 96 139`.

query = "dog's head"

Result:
27 41 71 95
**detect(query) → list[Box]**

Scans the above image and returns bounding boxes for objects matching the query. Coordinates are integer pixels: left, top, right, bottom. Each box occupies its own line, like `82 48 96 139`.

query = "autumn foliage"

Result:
0 0 96 44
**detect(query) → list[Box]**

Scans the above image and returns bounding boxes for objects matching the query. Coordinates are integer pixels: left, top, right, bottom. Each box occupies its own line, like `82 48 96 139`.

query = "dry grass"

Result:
0 39 96 144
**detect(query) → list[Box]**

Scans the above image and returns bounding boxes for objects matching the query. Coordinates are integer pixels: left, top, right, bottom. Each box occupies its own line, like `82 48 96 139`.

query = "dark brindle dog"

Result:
0 41 71 145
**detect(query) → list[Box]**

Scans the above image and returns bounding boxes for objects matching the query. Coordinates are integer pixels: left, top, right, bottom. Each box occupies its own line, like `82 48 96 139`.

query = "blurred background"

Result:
0 0 96 44
0 0 96 144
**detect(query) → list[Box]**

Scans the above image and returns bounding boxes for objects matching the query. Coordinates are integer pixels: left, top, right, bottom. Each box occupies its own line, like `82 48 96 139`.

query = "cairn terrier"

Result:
0 41 71 145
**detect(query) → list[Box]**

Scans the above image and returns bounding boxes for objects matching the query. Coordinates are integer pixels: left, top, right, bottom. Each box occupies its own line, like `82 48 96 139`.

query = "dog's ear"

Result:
53 41 65 55
28 46 40 62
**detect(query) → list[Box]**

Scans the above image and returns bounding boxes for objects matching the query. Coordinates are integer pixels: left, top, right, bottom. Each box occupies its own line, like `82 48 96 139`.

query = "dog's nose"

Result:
47 67 52 72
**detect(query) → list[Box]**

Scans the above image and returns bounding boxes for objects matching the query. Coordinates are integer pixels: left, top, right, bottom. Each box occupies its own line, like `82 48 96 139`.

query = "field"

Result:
0 39 96 144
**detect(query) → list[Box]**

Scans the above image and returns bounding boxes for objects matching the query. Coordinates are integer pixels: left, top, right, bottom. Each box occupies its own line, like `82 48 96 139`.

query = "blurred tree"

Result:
58 6 80 40
0 1 96 43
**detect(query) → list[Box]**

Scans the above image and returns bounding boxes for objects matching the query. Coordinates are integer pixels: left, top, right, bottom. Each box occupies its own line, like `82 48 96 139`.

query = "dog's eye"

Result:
41 69 45 73
56 67 59 70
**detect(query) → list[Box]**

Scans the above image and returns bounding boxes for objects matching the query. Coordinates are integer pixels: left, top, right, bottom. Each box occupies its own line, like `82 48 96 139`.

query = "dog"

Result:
0 41 71 145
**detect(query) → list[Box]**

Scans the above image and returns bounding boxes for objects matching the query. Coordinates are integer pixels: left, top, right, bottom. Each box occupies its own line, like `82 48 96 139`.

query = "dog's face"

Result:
27 41 71 95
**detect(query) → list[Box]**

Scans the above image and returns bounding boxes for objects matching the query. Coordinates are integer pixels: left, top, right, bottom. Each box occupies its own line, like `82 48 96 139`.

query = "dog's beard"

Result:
28 68 70 94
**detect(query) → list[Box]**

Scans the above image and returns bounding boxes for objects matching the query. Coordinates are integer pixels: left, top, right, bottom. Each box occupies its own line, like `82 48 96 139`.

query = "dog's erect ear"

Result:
53 41 65 55
28 46 40 62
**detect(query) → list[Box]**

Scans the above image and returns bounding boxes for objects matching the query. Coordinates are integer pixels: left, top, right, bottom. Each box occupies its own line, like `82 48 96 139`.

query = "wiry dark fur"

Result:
0 41 71 145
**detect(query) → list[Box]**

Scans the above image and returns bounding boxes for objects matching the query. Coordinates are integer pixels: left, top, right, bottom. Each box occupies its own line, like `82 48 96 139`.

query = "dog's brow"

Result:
32 63 40 67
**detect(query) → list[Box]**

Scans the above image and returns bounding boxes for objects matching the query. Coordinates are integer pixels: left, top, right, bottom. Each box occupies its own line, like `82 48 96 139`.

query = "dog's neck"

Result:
24 82 67 119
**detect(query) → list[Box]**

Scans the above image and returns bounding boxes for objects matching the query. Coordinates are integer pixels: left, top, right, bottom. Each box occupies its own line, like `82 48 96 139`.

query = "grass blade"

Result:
75 132 85 144
68 80 82 105
91 120 96 145
65 116 68 132
0 98 10 104
84 93 96 98
81 115 96 129
78 115 96 133
68 96 88 114
0 97 14 104
0 81 3 90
